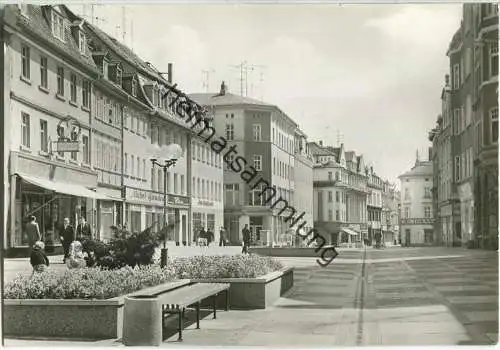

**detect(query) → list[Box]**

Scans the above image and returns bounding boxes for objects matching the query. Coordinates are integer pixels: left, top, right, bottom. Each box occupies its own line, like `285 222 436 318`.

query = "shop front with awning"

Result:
339 226 360 246
7 150 103 255
11 173 110 250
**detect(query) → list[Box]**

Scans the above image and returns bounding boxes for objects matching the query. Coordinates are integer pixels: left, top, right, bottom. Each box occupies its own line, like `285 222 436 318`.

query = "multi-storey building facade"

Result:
1 4 217 255
2 5 108 255
471 3 498 250
429 3 498 249
430 75 457 247
292 129 314 245
191 83 313 246
381 180 400 245
366 167 383 245
398 157 434 246
309 141 368 246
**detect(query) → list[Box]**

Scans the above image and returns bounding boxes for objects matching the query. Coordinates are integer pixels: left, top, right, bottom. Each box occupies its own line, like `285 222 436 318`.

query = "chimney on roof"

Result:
445 74 450 86
167 63 173 83
220 81 227 95
428 147 433 161
319 140 323 147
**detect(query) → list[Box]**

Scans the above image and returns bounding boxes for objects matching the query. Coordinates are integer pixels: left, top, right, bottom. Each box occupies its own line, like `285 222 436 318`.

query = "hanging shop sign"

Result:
52 116 82 153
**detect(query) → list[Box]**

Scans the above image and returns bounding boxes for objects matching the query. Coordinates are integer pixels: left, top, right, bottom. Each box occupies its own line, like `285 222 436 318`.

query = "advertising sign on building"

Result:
400 218 434 225
54 141 80 153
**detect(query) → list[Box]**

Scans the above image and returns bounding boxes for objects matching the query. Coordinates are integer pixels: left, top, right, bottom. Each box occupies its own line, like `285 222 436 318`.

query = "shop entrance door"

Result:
181 214 187 245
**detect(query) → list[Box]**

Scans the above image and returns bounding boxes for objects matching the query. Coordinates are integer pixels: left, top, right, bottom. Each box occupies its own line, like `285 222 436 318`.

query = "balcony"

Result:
313 179 343 188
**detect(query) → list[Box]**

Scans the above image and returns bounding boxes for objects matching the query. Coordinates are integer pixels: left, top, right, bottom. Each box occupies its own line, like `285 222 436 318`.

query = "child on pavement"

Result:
30 241 49 273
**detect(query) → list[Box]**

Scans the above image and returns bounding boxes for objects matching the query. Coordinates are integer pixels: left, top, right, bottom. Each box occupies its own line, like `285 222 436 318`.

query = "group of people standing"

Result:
194 225 251 254
26 215 93 273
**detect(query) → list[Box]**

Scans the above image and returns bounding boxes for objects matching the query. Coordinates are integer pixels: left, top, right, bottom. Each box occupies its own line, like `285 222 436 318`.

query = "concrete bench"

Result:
158 283 230 341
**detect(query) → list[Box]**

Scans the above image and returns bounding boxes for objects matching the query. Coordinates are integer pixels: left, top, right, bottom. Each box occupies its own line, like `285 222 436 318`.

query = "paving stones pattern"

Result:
4 247 498 347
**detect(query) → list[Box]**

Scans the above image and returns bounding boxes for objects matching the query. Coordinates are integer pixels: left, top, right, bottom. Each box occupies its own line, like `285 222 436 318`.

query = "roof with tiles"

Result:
326 146 340 158
308 142 335 156
398 161 433 178
345 151 355 162
190 92 275 108
9 5 98 72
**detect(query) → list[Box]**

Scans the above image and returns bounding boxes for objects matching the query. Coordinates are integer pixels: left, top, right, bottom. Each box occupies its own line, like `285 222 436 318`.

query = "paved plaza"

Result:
3 246 498 347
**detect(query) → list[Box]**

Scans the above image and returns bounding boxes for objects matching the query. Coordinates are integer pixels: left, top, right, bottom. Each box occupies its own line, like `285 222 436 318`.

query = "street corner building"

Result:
428 3 498 249
308 140 400 248
1 4 223 256
190 82 314 247
398 153 435 247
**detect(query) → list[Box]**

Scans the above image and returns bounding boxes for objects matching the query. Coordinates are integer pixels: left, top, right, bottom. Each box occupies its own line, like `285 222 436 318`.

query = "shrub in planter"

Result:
4 265 176 300
171 255 285 279
81 227 163 270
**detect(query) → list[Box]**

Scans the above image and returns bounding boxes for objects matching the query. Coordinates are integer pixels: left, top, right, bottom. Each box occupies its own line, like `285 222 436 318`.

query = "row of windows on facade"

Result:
224 154 263 172
50 6 185 116
403 206 433 219
451 41 498 91
272 126 295 154
224 119 303 155
454 146 475 183
192 142 223 169
368 211 382 222
325 209 347 222
21 45 91 108
224 183 295 207
325 190 347 204
20 42 197 143
272 157 294 180
95 90 195 156
403 186 433 201
20 112 90 163
367 191 383 207
224 123 262 143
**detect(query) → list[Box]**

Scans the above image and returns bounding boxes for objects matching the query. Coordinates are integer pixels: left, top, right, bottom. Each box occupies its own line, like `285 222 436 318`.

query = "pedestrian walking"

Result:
219 227 226 247
206 228 214 247
242 224 251 254
198 227 207 246
25 215 41 250
60 217 75 263
30 241 49 274
76 217 92 241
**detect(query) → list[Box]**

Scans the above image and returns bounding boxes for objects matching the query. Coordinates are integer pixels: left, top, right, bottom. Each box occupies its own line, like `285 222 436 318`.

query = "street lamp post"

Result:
150 143 182 268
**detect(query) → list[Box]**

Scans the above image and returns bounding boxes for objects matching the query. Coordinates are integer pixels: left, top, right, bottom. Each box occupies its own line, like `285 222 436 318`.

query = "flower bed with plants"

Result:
170 254 294 310
3 225 188 340
4 265 176 300
170 254 285 279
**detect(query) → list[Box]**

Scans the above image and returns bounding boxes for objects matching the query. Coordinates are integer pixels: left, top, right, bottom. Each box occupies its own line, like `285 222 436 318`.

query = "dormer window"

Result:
131 79 137 97
103 58 109 80
116 66 122 86
78 31 87 55
18 4 29 17
51 10 65 41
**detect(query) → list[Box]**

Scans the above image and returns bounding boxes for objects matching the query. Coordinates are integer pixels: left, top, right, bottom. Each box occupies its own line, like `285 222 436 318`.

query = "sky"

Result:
71 3 463 183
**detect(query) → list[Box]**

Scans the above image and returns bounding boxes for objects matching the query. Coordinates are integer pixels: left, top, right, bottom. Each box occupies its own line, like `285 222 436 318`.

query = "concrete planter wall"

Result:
252 247 321 257
193 267 294 310
3 280 190 340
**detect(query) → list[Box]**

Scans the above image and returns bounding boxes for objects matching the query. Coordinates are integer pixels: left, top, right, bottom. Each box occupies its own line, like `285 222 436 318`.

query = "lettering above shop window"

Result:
197 200 214 207
125 187 190 206
400 218 434 225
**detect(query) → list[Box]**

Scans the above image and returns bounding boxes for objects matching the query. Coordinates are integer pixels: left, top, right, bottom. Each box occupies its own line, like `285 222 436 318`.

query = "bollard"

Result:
160 248 168 268
122 296 162 346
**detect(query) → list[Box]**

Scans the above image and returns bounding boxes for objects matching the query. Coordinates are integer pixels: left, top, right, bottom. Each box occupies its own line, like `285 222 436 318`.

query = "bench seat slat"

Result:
158 283 229 308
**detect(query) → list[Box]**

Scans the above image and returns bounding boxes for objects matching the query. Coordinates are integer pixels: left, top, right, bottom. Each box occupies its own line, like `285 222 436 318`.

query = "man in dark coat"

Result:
25 215 41 249
242 224 251 254
76 217 92 241
60 217 75 263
